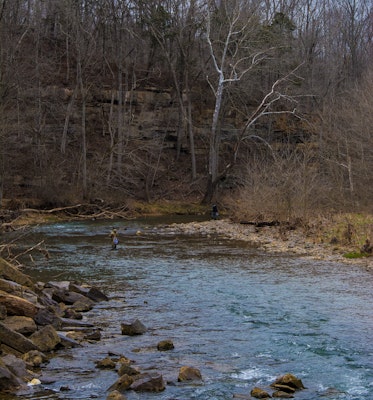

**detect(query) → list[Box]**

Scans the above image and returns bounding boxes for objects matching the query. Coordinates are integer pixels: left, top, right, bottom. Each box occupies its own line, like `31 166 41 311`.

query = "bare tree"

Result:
201 0 303 203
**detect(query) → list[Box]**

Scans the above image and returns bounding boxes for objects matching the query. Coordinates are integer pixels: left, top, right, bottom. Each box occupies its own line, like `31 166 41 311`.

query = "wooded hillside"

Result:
0 0 372 219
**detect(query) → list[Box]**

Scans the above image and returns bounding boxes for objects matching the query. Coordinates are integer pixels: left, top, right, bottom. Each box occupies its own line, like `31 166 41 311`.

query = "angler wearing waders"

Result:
109 228 119 250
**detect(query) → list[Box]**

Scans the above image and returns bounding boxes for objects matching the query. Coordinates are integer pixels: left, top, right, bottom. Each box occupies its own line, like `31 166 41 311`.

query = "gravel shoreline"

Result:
162 219 373 269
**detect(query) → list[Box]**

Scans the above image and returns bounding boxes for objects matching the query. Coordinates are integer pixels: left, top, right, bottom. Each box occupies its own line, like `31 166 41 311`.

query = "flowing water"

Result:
5 217 373 399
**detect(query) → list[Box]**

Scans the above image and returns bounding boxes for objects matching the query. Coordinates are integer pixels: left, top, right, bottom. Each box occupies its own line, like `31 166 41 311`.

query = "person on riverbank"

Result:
109 228 119 250
211 204 219 220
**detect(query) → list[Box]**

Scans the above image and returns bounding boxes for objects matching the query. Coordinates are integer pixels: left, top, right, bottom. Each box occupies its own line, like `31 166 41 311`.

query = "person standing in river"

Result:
109 228 119 250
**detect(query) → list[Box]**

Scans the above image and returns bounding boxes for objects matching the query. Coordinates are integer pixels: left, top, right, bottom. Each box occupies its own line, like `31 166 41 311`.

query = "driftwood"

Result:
20 203 134 220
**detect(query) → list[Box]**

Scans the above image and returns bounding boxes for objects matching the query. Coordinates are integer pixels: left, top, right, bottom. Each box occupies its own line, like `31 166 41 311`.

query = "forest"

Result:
0 0 372 221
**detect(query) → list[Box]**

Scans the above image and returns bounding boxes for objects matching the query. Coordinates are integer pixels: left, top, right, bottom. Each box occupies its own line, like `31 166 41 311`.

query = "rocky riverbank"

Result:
0 256 109 395
159 219 373 269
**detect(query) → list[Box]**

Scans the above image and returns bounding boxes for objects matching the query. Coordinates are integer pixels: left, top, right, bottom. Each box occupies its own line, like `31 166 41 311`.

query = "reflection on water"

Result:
2 217 373 400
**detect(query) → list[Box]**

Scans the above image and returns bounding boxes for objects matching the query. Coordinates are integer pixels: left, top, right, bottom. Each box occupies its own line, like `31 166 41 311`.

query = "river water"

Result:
7 217 373 399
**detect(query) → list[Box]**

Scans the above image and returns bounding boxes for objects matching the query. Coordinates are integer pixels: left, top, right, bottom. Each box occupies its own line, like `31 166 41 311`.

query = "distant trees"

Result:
0 0 371 212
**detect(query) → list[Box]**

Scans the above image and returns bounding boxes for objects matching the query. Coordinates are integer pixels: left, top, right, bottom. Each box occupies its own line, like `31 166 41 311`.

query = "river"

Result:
7 216 373 399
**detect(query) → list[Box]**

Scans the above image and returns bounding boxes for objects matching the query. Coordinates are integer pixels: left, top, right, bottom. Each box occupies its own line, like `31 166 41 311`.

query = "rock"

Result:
108 374 135 392
27 377 41 386
22 350 47 368
0 258 34 289
2 316 37 335
271 374 305 391
30 325 61 352
106 390 127 400
1 353 33 382
157 339 174 351
0 358 24 392
271 384 295 393
56 332 82 348
272 391 294 398
117 363 140 377
59 317 94 328
86 286 109 302
129 372 165 392
120 319 147 336
84 329 101 341
51 289 90 305
33 308 62 328
62 308 82 320
0 305 6 320
95 356 116 369
0 278 26 295
177 366 202 382
0 291 38 317
0 322 40 354
250 386 271 398
71 297 95 312
69 283 109 302
65 331 85 342
45 281 71 291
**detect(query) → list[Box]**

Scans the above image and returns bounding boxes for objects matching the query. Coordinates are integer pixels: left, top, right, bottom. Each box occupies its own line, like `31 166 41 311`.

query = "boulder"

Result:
106 390 127 400
120 319 147 336
271 384 295 393
84 329 101 341
45 281 70 291
157 339 174 351
71 297 95 312
59 317 94 328
129 372 165 392
22 350 47 368
33 308 62 328
1 353 33 382
0 322 40 354
62 308 82 320
271 374 305 391
51 289 90 305
70 283 109 302
272 391 294 398
0 358 24 392
86 286 109 302
117 363 140 377
2 316 37 335
0 291 38 317
108 374 135 392
56 332 82 348
0 278 25 295
177 366 202 382
30 325 61 352
250 386 271 398
95 356 116 369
